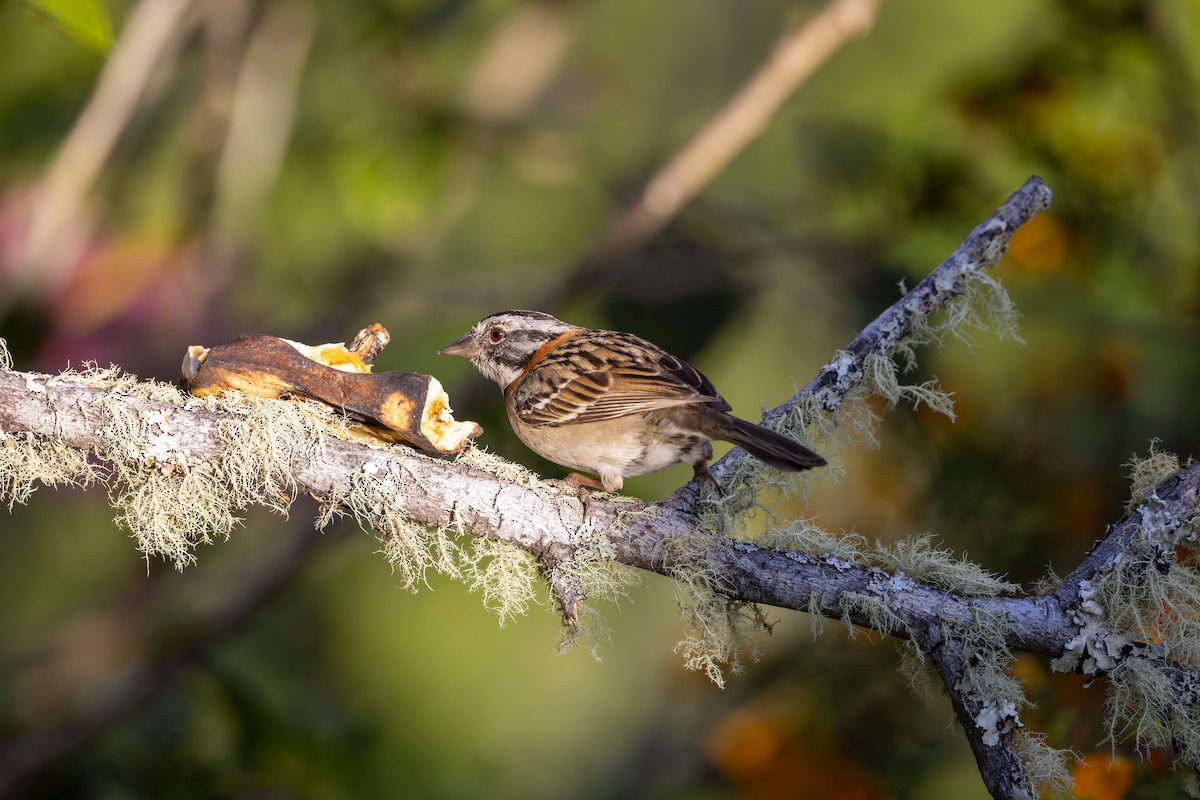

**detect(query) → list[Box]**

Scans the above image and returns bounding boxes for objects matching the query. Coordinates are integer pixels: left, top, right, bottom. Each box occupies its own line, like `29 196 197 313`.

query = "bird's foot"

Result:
544 472 607 519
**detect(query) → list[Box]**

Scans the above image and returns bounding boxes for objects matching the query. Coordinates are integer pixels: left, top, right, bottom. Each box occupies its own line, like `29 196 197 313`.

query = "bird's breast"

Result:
507 407 712 479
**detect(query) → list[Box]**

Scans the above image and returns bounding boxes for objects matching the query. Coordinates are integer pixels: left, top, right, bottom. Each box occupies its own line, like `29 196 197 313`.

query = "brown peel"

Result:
182 326 482 454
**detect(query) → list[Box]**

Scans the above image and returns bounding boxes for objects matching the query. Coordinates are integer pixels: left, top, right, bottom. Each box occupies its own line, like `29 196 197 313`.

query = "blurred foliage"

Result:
11 0 112 53
1 0 1199 797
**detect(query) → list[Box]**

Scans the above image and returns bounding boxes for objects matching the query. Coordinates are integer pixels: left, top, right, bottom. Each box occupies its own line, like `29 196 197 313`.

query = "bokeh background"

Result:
2 0 1199 797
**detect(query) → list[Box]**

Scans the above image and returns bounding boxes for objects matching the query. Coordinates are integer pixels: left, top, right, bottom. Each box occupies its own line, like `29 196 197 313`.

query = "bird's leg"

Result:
691 461 723 494
564 472 605 491
665 461 723 505
562 472 605 518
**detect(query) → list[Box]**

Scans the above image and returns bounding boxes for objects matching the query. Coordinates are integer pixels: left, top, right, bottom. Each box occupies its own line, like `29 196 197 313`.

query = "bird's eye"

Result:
488 326 505 344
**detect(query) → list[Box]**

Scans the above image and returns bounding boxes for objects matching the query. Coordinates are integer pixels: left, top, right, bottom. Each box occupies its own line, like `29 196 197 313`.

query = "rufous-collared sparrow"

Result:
440 310 826 492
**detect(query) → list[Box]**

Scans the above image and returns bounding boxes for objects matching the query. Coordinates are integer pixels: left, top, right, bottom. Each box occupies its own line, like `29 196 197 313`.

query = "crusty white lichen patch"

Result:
974 699 1021 747
953 612 1028 744
1051 578 1128 675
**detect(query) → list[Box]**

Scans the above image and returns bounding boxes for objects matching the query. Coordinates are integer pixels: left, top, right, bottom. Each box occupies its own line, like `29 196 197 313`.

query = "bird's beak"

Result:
438 335 477 359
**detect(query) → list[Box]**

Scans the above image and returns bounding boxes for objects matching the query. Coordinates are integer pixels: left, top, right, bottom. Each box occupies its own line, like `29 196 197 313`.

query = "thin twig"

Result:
213 0 315 234
538 0 882 309
14 0 197 293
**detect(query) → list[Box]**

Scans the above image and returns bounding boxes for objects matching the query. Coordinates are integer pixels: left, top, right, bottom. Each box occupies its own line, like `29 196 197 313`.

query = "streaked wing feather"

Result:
512 331 731 427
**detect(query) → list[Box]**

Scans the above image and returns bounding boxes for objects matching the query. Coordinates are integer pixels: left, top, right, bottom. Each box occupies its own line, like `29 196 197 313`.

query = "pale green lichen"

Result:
762 523 1018 599
2 362 338 567
839 591 905 638
951 612 1032 758
1099 558 1200 669
954 611 1024 711
862 352 957 420
321 456 464 587
321 441 644 638
1084 445 1200 778
671 595 770 688
785 387 882 452
939 268 1024 348
667 453 818 685
761 518 865 563
1014 730 1075 798
895 639 943 708
1105 657 1200 776
0 364 110 506
457 444 644 636
0 430 97 508
807 590 827 639
554 537 643 657
96 379 326 568
1091 443 1200 669
1032 564 1062 597
462 537 540 625
563 533 642 607
1125 439 1183 512
656 531 770 687
871 533 1020 596
799 265 1021 442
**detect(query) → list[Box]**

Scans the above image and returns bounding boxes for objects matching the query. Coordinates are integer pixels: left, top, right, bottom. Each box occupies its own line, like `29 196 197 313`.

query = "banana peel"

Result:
182 324 481 455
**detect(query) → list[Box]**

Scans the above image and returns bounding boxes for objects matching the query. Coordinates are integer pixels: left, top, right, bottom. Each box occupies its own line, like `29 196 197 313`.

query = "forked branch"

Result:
7 178 1200 799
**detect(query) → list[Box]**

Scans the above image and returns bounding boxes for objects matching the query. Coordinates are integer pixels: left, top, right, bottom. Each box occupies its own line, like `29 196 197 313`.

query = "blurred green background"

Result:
1 0 1199 797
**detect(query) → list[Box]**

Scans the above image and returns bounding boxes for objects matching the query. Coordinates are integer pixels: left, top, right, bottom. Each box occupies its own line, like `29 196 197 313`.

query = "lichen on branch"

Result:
17 178 1190 798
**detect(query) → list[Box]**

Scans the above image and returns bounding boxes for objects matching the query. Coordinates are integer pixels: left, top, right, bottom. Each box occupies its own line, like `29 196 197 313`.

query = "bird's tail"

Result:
698 410 827 472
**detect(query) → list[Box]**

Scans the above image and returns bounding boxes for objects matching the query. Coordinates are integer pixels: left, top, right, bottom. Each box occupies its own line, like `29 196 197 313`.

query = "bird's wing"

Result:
509 330 730 427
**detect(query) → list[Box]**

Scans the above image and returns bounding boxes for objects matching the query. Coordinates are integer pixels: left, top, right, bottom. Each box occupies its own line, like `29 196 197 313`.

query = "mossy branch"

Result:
11 178 1200 798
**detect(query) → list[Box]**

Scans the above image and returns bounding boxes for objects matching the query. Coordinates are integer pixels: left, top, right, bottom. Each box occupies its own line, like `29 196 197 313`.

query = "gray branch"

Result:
6 178 1198 799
